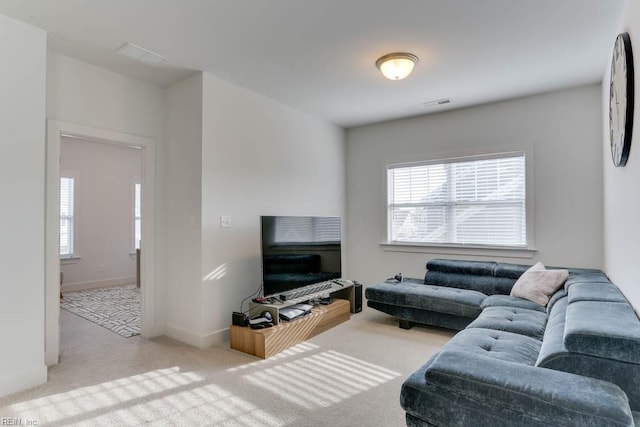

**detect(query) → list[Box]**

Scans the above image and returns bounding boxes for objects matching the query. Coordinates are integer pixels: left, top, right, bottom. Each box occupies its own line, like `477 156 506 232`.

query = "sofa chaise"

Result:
366 259 640 426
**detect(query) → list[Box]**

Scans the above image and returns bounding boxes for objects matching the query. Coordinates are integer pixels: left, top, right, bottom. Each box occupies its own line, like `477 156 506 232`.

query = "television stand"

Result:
230 280 356 358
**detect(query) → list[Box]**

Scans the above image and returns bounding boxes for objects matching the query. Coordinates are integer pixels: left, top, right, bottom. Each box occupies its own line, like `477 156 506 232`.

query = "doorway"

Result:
45 120 157 366
59 136 142 336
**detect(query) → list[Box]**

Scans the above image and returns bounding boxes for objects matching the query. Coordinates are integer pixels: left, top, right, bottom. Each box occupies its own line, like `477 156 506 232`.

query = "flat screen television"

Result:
260 215 342 297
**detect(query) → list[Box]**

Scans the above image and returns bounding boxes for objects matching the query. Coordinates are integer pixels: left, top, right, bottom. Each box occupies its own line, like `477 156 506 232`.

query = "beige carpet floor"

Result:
0 305 453 426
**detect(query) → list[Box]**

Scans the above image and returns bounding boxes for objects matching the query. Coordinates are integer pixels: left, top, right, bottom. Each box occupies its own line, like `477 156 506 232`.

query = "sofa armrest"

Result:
401 350 633 427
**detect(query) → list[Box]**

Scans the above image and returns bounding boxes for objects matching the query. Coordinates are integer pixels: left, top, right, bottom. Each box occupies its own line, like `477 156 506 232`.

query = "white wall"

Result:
200 73 345 342
162 71 345 346
604 1 640 311
47 52 165 139
60 137 141 290
0 15 47 396
346 85 604 285
164 74 204 339
46 52 167 327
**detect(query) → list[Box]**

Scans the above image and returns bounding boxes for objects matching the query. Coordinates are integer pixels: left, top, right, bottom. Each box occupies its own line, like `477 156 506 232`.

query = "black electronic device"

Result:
385 273 403 284
232 311 248 327
353 282 363 313
279 303 313 321
249 311 274 329
318 296 333 305
260 215 342 297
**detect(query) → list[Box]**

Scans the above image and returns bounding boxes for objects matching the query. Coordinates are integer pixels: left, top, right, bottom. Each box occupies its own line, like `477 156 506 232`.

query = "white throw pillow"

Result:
510 262 569 306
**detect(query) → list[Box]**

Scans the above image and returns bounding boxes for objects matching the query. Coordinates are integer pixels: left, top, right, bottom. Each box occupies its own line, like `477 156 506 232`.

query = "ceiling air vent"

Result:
116 42 167 66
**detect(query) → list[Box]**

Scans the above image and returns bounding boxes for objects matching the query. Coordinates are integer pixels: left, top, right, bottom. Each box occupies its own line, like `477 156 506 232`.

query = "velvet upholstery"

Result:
564 300 640 364
567 282 628 304
535 293 640 411
434 328 542 364
424 271 516 295
466 306 548 340
378 259 640 425
401 351 634 427
481 294 545 312
563 272 611 290
365 282 485 318
425 259 531 279
546 288 567 313
366 301 475 331
424 259 505 276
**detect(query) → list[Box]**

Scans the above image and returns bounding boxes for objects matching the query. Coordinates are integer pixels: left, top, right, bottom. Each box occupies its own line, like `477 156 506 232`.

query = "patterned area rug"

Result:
61 285 141 338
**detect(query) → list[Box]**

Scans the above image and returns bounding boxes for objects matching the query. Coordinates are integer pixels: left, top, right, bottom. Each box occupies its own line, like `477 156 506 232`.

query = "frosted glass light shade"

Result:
376 53 418 80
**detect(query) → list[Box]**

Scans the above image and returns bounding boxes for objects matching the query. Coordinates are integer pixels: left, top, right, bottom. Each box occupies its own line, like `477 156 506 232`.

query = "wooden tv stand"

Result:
230 281 355 358
230 299 350 358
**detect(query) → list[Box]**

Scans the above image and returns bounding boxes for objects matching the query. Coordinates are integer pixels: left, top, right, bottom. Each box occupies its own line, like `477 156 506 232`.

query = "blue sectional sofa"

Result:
366 259 640 426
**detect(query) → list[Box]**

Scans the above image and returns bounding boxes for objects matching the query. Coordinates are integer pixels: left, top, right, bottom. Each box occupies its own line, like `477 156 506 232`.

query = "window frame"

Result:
60 170 79 261
384 151 536 258
133 180 142 251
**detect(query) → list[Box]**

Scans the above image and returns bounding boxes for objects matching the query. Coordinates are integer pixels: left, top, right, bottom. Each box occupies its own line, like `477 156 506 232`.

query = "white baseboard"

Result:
202 328 230 347
61 276 136 293
164 324 229 349
0 364 47 398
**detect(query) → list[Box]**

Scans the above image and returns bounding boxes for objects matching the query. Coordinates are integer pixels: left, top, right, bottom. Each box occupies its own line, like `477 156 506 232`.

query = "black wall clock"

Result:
610 32 634 167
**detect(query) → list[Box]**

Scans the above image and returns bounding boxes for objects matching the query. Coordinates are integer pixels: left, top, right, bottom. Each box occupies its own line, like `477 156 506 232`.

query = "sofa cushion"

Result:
365 282 486 318
564 300 640 364
494 262 531 279
563 271 611 291
425 259 498 276
366 300 476 331
467 306 548 340
568 282 628 304
424 271 516 295
510 262 568 306
537 296 640 412
437 328 542 365
481 294 545 312
401 350 635 427
536 296 569 367
425 259 530 279
546 288 567 313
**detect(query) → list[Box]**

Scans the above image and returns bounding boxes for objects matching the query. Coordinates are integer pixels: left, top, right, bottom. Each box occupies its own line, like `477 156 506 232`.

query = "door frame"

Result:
45 120 157 365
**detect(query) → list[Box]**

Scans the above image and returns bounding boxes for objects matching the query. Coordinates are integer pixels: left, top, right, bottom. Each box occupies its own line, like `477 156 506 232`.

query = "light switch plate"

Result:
220 216 231 228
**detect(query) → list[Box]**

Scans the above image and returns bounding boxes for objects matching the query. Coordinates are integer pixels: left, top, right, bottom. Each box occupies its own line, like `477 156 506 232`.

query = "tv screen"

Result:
260 215 342 297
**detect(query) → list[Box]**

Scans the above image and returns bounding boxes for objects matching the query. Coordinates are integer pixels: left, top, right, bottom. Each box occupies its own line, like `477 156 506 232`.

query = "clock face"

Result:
610 32 634 167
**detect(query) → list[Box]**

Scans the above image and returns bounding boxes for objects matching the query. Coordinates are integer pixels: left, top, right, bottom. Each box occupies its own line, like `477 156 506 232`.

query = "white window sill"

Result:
60 255 81 265
380 242 537 259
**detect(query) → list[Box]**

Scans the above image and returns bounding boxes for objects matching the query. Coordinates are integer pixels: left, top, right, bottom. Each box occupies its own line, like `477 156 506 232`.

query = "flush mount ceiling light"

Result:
375 52 418 80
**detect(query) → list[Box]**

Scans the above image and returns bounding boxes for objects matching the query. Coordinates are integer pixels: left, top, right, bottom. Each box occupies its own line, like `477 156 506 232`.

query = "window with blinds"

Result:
60 176 75 257
274 216 341 244
387 153 526 247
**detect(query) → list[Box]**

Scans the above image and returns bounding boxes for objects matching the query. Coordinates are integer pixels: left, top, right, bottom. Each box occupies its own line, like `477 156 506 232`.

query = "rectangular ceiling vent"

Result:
422 98 451 108
116 42 167 66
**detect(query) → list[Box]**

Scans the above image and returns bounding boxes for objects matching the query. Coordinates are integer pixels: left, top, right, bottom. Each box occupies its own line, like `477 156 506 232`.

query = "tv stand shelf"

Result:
248 280 356 324
230 299 350 358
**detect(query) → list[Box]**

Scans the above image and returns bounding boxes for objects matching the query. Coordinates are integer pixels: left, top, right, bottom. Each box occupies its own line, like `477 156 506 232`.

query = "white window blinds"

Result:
134 183 142 250
274 216 341 244
388 153 526 246
60 176 75 256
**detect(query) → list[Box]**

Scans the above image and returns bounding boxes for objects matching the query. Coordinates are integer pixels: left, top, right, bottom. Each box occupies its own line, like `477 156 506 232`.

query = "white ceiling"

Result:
0 0 625 128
